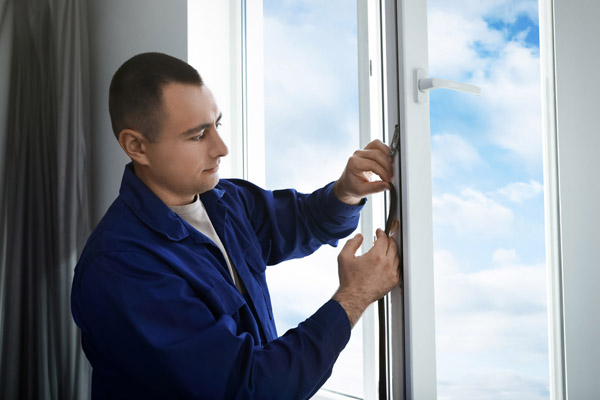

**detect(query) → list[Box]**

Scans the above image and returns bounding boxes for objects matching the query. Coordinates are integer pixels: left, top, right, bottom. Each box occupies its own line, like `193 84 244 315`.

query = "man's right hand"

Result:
332 228 400 328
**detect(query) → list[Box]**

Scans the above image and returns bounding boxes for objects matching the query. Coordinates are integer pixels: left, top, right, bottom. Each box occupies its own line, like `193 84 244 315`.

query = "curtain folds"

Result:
0 0 92 398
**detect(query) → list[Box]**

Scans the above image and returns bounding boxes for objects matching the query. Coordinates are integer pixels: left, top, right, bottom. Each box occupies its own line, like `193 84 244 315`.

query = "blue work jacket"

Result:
71 164 363 399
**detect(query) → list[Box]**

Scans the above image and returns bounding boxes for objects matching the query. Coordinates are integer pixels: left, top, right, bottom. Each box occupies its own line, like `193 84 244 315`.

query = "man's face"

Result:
141 83 228 206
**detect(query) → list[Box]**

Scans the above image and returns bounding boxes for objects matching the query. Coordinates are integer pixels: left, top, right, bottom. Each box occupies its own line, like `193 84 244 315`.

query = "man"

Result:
71 52 399 399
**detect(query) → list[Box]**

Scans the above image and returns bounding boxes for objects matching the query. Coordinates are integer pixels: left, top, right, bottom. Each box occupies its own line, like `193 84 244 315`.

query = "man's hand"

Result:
333 228 400 327
333 139 394 205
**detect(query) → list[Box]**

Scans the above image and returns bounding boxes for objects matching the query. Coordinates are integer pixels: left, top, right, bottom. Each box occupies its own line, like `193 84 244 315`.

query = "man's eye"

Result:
191 134 204 141
216 121 222 129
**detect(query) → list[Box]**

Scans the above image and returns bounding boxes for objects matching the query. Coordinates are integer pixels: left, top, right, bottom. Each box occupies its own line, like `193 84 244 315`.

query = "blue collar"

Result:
118 163 226 242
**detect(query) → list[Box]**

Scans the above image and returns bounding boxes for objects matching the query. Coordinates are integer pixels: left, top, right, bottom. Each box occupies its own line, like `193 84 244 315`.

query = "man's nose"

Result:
210 130 229 158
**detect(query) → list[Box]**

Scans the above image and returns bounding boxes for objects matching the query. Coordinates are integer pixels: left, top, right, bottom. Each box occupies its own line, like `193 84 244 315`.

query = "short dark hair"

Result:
108 52 203 141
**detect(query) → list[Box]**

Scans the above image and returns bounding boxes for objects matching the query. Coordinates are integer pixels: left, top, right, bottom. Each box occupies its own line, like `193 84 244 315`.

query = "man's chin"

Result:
198 176 220 194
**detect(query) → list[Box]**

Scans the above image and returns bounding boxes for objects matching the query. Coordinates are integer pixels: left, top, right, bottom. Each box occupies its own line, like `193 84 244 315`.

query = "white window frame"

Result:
188 0 245 180
538 1 565 399
188 0 264 184
357 1 386 400
540 0 600 399
241 0 265 186
386 0 570 398
381 0 438 398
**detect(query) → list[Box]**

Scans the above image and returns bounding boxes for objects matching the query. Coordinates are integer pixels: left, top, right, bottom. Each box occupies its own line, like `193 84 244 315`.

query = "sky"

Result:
261 0 365 395
262 0 548 399
427 1 548 398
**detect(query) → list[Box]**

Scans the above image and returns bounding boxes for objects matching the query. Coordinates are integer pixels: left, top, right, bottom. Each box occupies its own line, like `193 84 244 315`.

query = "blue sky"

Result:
263 0 548 398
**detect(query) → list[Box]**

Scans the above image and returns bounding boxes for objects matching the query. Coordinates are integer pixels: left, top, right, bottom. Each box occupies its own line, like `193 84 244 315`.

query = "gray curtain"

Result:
0 0 92 398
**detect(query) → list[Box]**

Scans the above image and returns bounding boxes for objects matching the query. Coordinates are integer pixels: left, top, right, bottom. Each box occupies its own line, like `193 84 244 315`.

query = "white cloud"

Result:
434 249 547 317
263 10 357 119
428 0 538 25
264 126 355 191
434 249 546 318
431 133 484 178
432 188 514 235
492 247 517 264
264 16 339 114
496 179 543 203
475 42 543 167
263 2 361 193
428 9 504 79
427 1 543 168
486 0 539 24
434 249 549 398
438 371 549 400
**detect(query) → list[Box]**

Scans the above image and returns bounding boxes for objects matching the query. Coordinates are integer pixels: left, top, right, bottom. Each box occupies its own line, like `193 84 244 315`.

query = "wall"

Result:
553 0 600 397
87 0 188 224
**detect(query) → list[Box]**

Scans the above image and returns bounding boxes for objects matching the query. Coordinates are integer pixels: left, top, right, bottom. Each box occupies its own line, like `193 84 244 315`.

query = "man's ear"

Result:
118 129 150 165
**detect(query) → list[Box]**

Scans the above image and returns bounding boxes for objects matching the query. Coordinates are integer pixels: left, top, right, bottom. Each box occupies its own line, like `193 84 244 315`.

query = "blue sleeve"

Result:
72 252 351 400
228 180 365 265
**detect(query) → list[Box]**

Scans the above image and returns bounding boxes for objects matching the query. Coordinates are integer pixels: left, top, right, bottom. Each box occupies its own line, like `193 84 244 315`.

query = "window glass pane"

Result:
262 0 364 397
426 1 550 398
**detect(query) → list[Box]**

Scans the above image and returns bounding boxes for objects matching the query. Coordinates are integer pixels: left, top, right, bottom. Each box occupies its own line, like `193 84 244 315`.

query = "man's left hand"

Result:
333 139 394 205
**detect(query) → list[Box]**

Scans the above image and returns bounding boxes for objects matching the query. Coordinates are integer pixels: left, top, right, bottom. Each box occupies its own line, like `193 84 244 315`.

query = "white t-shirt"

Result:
169 196 242 291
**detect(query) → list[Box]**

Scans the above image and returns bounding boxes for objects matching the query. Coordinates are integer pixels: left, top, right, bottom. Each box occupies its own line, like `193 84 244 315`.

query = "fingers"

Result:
375 228 387 239
352 180 391 198
340 233 364 257
387 218 400 239
364 139 392 155
335 140 396 204
386 232 398 257
372 228 389 251
346 155 392 191
373 227 399 259
352 148 394 181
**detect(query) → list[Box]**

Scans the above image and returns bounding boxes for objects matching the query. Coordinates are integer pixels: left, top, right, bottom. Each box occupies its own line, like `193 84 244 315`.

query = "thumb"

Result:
341 233 364 257
358 180 391 197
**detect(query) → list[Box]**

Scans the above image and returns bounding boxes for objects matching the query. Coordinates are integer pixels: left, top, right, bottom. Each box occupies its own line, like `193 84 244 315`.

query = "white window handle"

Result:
415 68 481 103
